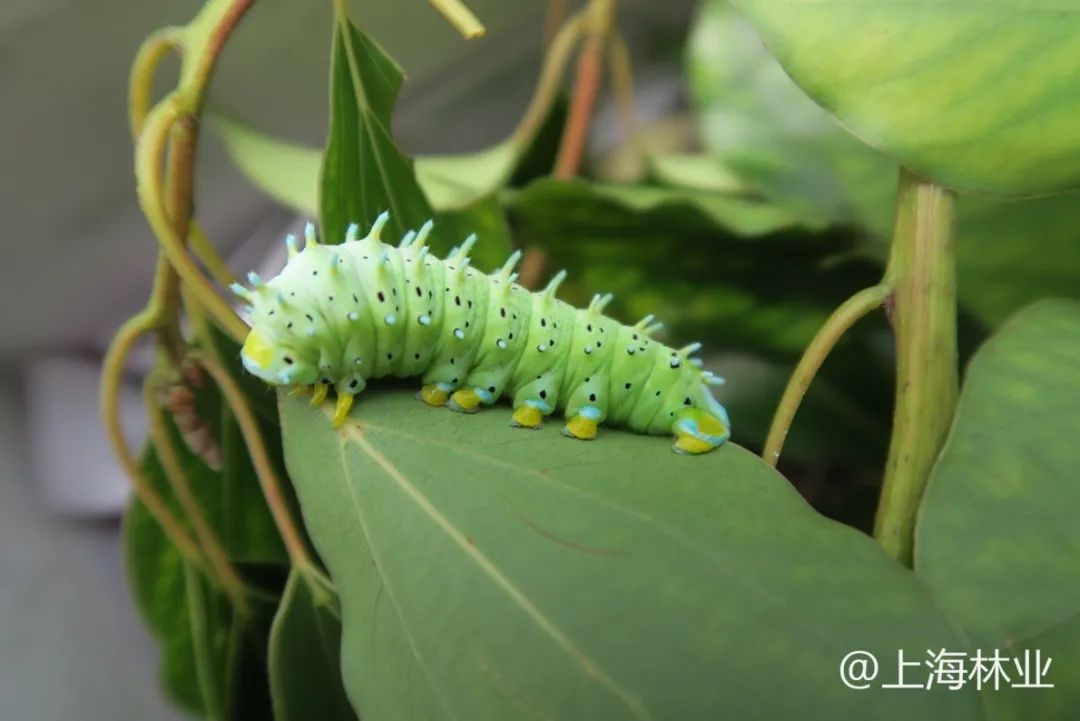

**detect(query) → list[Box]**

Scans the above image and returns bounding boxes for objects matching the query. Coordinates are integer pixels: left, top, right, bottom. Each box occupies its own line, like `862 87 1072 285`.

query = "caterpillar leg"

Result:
447 386 496 414
331 393 354 429
418 382 453 407
288 385 312 397
561 406 603 441
310 383 330 408
510 400 547 430
672 408 730 455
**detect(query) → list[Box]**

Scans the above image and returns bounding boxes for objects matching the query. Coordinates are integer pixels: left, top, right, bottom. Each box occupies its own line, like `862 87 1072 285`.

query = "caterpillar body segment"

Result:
237 217 731 454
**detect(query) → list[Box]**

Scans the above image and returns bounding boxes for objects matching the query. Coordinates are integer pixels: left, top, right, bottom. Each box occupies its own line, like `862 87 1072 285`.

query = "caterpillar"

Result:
232 214 730 454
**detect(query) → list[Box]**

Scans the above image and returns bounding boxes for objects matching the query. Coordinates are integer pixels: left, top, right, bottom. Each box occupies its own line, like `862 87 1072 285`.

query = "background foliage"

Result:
115 0 1080 719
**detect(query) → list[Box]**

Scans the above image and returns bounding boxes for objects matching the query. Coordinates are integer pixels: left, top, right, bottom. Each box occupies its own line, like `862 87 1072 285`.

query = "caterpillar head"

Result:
241 327 320 387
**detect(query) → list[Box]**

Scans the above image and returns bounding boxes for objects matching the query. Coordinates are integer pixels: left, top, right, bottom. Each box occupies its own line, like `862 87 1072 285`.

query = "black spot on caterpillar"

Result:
234 215 730 454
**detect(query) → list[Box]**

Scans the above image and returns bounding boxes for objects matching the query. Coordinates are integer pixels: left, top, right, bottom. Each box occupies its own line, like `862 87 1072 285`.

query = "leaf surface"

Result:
917 299 1080 718
269 570 357 721
281 388 983 720
731 0 1080 195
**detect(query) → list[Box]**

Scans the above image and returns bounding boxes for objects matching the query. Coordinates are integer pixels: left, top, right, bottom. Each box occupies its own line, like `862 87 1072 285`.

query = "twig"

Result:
144 375 250 612
763 284 891 466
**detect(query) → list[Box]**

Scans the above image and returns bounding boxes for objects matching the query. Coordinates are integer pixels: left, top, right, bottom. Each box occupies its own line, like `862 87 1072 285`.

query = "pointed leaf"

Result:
269 571 357 721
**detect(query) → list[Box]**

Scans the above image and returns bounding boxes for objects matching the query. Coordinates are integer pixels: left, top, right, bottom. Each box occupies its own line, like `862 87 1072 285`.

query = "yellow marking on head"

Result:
241 329 275 369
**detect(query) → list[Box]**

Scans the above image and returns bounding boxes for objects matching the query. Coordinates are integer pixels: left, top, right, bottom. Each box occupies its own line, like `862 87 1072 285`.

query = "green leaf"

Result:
730 0 1080 195
269 571 357 721
685 0 897 237
124 494 280 720
280 388 984 720
916 299 1080 717
647 153 750 196
124 498 207 714
687 0 1080 326
321 16 433 244
956 195 1080 326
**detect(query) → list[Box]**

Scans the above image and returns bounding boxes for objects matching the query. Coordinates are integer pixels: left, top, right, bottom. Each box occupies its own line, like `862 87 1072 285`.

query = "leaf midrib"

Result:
339 427 654 721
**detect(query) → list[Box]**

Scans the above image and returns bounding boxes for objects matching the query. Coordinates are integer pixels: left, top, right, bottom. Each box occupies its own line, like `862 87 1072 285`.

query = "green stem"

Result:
763 283 891 466
873 168 959 565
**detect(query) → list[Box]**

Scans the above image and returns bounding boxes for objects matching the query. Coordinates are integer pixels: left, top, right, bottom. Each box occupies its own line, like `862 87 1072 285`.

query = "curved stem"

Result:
130 26 184 137
427 0 485 38
196 351 318 572
144 375 249 611
510 11 585 149
606 32 642 176
874 169 958 565
100 306 203 565
189 222 236 287
136 99 248 343
553 34 604 178
763 283 892 466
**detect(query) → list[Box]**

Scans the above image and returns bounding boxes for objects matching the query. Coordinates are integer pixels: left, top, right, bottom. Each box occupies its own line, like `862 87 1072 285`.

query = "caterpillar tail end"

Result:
510 404 543 429
561 415 598 441
672 410 729 455
447 388 482 414
419 384 450 407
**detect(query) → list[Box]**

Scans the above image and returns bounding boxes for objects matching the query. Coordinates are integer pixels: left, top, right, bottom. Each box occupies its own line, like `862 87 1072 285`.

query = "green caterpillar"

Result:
233 214 730 454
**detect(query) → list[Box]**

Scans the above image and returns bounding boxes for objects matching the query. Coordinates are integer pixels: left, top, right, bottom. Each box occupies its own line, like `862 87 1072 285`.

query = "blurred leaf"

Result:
416 143 518 210
269 571 357 721
124 492 280 719
123 498 207 714
957 195 1080 326
280 389 983 720
730 0 1080 195
917 299 1080 717
686 1 896 236
508 177 895 468
647 153 750 195
212 115 321 215
687 0 1080 326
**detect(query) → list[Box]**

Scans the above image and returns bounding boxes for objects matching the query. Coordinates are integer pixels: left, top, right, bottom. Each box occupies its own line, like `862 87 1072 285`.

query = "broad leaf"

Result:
916 299 1080 718
730 0 1080 195
269 571 357 721
281 388 984 720
687 0 1080 326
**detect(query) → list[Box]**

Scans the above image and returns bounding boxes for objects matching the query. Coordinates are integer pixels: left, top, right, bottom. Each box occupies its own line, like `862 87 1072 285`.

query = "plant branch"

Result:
100 302 204 566
428 0 486 39
196 351 321 575
144 375 250 612
553 32 604 178
136 98 248 343
606 31 642 176
763 283 892 466
130 27 184 137
873 168 959 566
